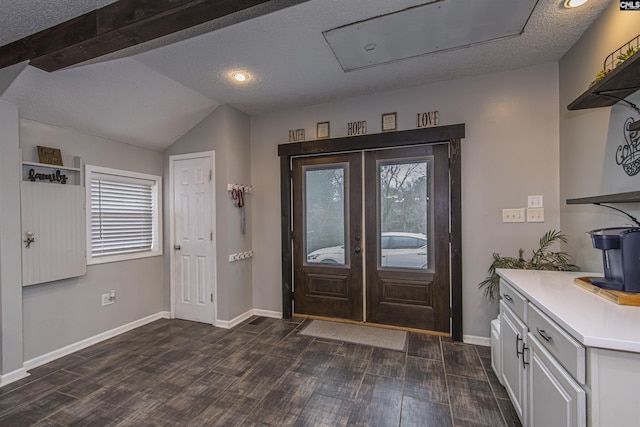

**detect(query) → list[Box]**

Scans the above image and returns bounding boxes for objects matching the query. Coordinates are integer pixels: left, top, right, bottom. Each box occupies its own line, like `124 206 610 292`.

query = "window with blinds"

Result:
86 165 162 264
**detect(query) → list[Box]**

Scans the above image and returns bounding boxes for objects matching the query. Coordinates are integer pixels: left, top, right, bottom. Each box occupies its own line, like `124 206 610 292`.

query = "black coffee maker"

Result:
589 227 640 292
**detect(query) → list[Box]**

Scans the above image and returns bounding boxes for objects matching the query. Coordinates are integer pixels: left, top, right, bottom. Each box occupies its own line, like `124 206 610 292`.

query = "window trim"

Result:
85 165 163 265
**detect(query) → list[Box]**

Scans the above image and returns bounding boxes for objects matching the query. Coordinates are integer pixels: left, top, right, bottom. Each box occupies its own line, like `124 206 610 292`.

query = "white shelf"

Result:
21 161 81 172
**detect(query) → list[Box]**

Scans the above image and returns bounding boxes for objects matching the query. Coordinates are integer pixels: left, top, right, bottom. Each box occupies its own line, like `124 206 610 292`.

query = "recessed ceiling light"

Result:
364 43 377 52
232 72 248 82
564 0 588 8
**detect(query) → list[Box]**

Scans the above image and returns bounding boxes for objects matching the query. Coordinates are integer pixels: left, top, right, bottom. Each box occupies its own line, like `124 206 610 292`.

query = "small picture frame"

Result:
37 146 63 166
317 121 330 139
382 112 397 132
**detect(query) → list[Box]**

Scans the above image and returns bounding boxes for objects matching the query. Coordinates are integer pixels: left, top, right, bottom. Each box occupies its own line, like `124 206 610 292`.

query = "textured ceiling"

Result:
0 0 611 150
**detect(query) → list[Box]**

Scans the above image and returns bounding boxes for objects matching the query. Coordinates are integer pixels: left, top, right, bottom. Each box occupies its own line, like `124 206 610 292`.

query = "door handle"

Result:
354 246 361 254
355 234 361 242
174 245 181 250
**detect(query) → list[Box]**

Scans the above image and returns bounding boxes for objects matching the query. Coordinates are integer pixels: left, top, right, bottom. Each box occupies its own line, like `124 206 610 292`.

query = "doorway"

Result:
292 145 449 332
169 152 216 324
279 125 464 339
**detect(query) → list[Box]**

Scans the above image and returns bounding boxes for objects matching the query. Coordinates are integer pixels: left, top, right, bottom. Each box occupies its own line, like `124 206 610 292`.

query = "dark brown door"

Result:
292 153 363 320
365 144 450 333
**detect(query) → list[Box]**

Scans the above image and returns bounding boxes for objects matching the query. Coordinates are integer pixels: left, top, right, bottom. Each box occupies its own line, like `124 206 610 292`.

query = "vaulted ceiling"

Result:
0 0 610 150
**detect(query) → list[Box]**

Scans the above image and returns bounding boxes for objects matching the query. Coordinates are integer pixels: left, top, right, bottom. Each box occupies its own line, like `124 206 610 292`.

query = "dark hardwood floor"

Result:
0 317 520 426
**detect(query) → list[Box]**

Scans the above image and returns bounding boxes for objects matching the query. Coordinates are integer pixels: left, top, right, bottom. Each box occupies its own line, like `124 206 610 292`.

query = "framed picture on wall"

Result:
382 112 397 132
317 121 330 139
37 146 63 166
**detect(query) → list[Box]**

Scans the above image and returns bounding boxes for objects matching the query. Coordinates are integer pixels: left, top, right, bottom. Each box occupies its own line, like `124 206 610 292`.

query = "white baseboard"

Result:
23 311 170 371
215 308 283 329
252 309 282 319
463 334 491 347
0 367 29 387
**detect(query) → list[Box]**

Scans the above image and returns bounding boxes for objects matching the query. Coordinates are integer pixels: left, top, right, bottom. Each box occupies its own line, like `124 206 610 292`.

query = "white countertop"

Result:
497 269 640 353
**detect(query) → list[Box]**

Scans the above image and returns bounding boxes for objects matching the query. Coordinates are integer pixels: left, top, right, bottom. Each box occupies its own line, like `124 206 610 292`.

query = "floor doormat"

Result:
299 320 407 351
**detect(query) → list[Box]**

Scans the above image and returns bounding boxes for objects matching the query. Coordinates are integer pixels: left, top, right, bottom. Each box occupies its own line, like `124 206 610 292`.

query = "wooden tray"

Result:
574 277 640 306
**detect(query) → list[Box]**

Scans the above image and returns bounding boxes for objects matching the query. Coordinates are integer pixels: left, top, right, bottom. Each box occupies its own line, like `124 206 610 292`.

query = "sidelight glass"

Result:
304 165 347 266
378 159 430 269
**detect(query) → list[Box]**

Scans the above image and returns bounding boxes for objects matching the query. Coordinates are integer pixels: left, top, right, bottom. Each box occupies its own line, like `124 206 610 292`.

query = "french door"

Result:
292 144 450 332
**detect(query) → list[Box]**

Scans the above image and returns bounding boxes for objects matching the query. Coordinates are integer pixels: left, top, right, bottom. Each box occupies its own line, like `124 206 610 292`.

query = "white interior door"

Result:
171 153 215 324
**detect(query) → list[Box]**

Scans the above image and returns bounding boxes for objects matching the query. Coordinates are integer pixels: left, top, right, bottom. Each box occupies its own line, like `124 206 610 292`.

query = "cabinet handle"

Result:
537 328 552 342
516 334 523 356
522 343 530 369
503 294 513 302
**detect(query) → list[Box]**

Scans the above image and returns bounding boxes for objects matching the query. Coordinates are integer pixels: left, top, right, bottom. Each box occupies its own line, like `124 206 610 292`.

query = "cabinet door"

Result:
21 182 87 286
500 302 527 424
528 335 586 427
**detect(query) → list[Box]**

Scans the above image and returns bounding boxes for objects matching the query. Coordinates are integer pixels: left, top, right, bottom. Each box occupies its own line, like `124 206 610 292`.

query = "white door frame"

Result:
169 151 217 324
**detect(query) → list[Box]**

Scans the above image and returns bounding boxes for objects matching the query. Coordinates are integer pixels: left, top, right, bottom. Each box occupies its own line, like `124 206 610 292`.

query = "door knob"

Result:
354 246 361 254
174 245 181 250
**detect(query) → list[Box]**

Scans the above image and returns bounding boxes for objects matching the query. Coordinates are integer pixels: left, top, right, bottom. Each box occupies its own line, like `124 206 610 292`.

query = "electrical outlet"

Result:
502 208 525 223
527 207 545 222
101 293 114 306
528 195 544 208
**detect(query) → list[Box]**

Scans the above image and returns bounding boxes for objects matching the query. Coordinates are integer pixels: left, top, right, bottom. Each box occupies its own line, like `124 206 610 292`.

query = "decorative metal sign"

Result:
617 118 640 176
416 111 439 128
348 121 367 136
28 168 68 184
288 128 305 143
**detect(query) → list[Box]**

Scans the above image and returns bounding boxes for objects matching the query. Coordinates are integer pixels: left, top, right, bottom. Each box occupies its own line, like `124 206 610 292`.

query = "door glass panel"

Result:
304 165 347 266
379 159 430 269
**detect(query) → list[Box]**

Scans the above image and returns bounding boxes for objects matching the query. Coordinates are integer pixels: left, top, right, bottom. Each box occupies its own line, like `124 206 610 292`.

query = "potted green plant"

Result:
479 230 580 300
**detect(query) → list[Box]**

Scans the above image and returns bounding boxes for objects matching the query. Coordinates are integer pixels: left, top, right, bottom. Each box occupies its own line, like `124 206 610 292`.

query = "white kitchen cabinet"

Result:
528 334 586 427
500 301 528 423
497 269 640 427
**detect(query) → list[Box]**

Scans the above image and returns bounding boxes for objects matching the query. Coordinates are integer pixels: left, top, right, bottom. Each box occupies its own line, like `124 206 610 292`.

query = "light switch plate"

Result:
527 207 544 222
503 208 525 223
528 195 543 208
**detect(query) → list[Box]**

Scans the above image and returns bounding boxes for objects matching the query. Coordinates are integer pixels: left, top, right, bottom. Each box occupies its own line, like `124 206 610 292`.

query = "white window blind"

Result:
86 165 162 264
91 178 153 257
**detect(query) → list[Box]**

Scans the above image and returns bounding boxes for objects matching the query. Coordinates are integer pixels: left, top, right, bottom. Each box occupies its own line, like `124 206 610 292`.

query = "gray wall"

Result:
559 4 640 271
163 105 253 323
0 101 23 374
251 62 561 339
20 119 164 360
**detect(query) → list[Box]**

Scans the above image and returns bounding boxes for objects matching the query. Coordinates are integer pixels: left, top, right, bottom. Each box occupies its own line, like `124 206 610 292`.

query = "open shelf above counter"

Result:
567 52 640 111
566 191 640 205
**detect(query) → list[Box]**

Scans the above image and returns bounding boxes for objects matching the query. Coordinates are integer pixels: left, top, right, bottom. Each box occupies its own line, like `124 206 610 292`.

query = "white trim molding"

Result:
24 311 170 371
463 334 491 347
215 309 283 329
0 367 29 387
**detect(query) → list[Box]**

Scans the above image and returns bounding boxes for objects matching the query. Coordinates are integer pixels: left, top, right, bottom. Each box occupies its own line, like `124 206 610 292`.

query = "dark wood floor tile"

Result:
497 398 522 427
484 364 510 401
268 334 313 360
32 419 66 427
251 322 299 346
348 373 403 427
294 393 352 427
0 369 81 416
316 355 368 400
401 395 452 427
199 326 235 344
476 345 491 358
447 374 505 427
365 347 406 379
407 333 442 360
56 376 103 398
243 371 323 425
240 316 279 333
404 356 448 404
0 391 76 426
245 354 292 379
332 342 375 359
223 373 277 401
26 354 87 381
213 347 269 377
87 382 140 407
442 342 486 380
147 381 225 422
480 355 492 371
290 341 338 377
47 394 110 425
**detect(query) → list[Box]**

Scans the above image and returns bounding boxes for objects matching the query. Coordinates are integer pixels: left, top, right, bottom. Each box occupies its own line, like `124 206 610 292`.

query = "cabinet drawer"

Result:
500 279 527 322
528 303 585 384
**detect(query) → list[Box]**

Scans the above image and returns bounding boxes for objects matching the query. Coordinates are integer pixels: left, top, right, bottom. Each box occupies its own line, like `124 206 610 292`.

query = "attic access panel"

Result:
323 0 538 72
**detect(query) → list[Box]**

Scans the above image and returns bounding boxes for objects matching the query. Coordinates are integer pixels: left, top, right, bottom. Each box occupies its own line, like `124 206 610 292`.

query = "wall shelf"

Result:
566 191 640 205
567 51 640 111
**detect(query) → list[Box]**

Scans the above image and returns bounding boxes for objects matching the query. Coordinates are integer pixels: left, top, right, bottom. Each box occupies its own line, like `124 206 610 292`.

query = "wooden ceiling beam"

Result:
0 0 271 72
